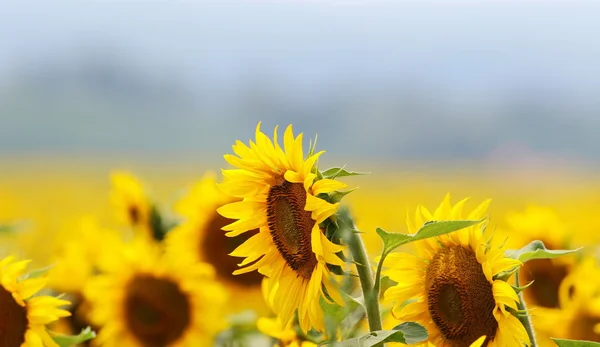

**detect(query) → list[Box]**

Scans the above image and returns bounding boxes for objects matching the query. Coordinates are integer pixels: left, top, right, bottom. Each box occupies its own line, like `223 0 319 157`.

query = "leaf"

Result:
377 219 482 255
506 240 581 264
321 166 369 179
321 294 363 327
0 224 13 233
23 264 55 280
511 280 534 294
552 338 600 347
51 327 96 347
323 322 427 346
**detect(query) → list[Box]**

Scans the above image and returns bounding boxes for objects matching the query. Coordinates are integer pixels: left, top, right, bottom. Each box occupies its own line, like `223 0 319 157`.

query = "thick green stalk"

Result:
347 228 383 332
515 270 537 347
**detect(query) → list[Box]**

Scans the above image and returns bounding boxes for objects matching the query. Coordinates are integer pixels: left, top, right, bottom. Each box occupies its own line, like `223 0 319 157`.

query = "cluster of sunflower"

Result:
1 122 600 347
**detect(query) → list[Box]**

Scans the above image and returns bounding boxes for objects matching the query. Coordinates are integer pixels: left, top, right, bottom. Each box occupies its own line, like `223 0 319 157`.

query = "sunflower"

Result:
165 173 265 313
110 171 159 240
84 239 227 347
47 217 123 344
0 255 71 347
217 123 347 333
48 217 122 293
257 316 317 347
383 195 529 347
504 206 575 310
533 256 600 343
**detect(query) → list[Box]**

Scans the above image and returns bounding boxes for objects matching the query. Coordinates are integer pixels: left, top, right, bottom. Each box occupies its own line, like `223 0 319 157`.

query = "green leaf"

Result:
506 240 581 264
0 221 28 233
319 188 358 205
22 264 55 280
552 338 600 347
377 219 482 255
51 327 96 347
511 280 534 294
321 166 369 179
323 322 427 346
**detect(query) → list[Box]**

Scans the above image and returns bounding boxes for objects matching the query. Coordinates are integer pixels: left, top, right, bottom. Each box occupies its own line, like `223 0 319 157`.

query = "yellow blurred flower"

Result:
383 195 529 347
165 173 265 314
84 239 227 347
0 255 71 347
257 317 317 347
217 123 347 333
534 256 600 344
504 206 576 310
110 171 158 240
47 217 122 293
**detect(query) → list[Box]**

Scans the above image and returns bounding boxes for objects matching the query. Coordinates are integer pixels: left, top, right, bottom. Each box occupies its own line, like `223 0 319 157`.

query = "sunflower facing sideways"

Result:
0 255 71 347
84 239 227 347
110 171 162 241
165 173 265 313
217 123 348 333
383 195 530 347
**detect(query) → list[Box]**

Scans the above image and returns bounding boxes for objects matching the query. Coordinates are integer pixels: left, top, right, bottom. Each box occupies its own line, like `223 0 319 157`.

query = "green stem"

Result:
515 270 537 347
347 226 383 332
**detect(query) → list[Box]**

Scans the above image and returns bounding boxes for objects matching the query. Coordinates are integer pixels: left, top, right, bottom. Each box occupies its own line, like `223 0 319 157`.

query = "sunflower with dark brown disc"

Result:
165 173 265 313
84 239 226 347
0 255 71 347
217 123 348 333
534 256 600 343
504 206 576 310
383 195 530 347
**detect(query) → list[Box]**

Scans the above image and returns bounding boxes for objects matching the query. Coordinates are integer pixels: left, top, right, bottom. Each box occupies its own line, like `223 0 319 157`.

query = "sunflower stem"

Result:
345 221 383 333
515 270 537 347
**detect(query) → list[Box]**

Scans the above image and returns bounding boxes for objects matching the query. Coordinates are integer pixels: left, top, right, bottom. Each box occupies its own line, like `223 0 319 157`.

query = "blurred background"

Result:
2 1 600 257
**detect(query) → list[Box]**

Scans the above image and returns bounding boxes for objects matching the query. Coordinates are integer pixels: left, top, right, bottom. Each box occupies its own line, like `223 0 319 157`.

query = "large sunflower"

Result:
504 206 574 310
165 173 265 313
383 195 529 347
84 239 227 347
217 123 347 333
0 255 71 347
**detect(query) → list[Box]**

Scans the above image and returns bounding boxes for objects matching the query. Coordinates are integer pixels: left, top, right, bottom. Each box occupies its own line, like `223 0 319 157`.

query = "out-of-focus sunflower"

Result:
257 317 317 347
0 255 71 346
84 239 226 347
165 173 265 313
110 171 162 240
534 256 600 343
47 217 122 341
504 206 575 310
217 123 347 333
48 217 122 293
383 195 529 347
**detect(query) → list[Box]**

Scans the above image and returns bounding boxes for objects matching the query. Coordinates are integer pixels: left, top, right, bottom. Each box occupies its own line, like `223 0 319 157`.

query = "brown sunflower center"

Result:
124 275 191 347
128 205 141 225
569 314 600 342
0 285 28 347
266 178 317 279
520 258 568 309
426 245 498 347
201 213 263 286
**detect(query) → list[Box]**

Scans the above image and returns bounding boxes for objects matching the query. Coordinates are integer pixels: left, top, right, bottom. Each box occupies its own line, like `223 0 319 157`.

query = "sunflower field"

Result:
0 123 599 347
